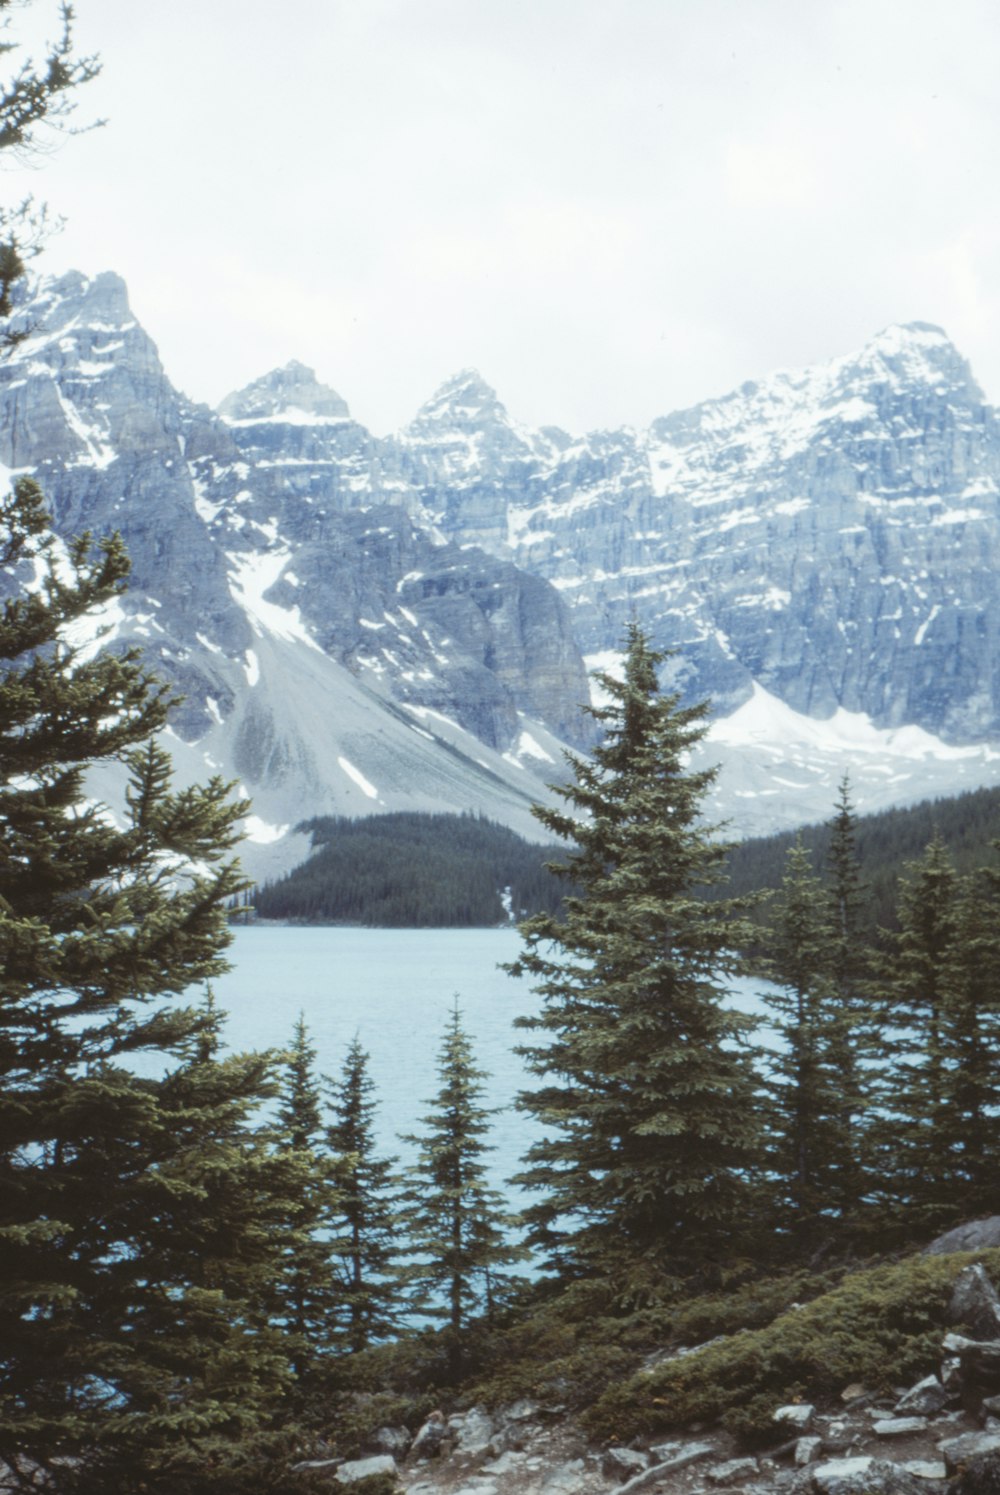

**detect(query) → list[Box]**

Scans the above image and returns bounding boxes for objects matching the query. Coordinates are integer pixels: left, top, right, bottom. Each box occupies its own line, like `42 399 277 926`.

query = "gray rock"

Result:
775 1404 816 1431
706 1456 759 1483
948 1265 1000 1340
939 1431 1000 1474
952 1448 1000 1494
481 1449 526 1476
648 1440 685 1462
616 1443 714 1493
925 1220 1000 1256
821 1422 854 1455
899 1463 948 1481
796 1438 824 1466
895 1376 951 1416
602 1446 650 1480
874 1418 929 1436
540 1461 591 1495
812 1457 926 1494
942 1336 1000 1386
500 1397 541 1423
450 1406 494 1453
334 1454 399 1486
812 1458 875 1493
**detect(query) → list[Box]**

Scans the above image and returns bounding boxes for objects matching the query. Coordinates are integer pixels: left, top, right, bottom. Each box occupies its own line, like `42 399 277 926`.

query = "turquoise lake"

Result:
200 926 774 1196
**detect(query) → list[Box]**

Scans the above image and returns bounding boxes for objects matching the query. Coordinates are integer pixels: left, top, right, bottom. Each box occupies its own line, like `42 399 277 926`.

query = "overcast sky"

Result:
6 0 1000 434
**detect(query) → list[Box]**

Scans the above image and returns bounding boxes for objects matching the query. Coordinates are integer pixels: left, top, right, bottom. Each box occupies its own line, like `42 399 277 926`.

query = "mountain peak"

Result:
846 320 982 400
218 362 350 423
412 368 511 429
21 269 135 334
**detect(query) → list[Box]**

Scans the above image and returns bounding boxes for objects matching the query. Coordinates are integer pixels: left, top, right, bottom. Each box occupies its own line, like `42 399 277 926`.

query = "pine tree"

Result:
273 1016 341 1382
400 1003 521 1379
326 1037 403 1353
107 993 306 1490
0 2 100 351
763 838 844 1243
0 479 295 1488
824 775 876 1224
509 624 761 1301
926 862 1000 1220
874 833 959 1231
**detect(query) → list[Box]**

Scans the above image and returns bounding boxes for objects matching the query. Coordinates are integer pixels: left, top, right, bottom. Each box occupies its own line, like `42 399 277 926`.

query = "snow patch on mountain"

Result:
698 682 1000 838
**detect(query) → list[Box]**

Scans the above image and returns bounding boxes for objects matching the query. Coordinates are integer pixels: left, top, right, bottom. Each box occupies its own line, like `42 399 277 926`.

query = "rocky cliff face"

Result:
5 270 1000 858
0 273 591 752
392 325 1000 744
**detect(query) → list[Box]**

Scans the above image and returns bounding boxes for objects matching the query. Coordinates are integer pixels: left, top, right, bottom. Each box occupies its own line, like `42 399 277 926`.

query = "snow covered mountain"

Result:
4 269 1000 868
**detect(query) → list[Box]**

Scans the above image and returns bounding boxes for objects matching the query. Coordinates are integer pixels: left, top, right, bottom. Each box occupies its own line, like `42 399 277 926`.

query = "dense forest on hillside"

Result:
719 782 1000 941
254 812 566 926
255 786 1000 933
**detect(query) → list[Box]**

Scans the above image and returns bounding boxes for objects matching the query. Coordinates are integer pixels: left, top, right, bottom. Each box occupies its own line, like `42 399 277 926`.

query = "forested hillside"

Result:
257 787 1000 934
721 783 1000 940
254 812 565 926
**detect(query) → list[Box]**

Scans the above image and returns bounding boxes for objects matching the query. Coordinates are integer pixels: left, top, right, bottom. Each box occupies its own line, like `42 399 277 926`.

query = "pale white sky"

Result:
6 0 1000 434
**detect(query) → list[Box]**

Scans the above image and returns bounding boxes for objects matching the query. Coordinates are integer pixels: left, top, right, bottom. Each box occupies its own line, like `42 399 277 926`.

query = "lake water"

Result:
203 925 773 1197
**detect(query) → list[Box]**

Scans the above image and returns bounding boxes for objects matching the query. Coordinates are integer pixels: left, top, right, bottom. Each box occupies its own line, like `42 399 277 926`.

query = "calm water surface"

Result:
206 925 772 1193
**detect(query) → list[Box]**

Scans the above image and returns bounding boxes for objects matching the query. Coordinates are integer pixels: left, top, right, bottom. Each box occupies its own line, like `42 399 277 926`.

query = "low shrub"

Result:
582 1249 1000 1446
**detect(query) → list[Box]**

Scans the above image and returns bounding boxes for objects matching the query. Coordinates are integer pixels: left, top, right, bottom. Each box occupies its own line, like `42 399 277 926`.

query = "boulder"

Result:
925 1219 1000 1256
499 1396 541 1422
874 1418 929 1437
775 1404 816 1431
899 1462 948 1481
706 1456 759 1483
602 1446 650 1481
942 1336 1000 1388
953 1448 1000 1494
333 1455 399 1486
948 1266 1000 1341
821 1421 854 1454
895 1376 951 1416
616 1443 715 1493
812 1457 927 1494
796 1437 824 1466
449 1405 494 1453
939 1431 1000 1474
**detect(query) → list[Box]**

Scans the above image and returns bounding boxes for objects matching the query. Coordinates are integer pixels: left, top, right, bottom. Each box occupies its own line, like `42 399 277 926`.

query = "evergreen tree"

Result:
110 994 305 1491
326 1037 403 1353
509 624 761 1301
874 834 959 1230
927 862 1000 1220
824 776 876 1226
273 1016 340 1382
401 1003 521 1379
0 479 294 1488
0 2 100 351
762 839 844 1243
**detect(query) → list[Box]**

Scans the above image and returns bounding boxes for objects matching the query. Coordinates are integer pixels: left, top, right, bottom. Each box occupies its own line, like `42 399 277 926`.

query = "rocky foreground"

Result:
302 1222 1000 1495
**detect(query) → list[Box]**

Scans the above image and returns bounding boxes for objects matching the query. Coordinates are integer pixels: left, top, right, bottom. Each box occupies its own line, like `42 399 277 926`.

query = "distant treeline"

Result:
256 787 1000 931
719 782 1000 939
255 811 566 926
